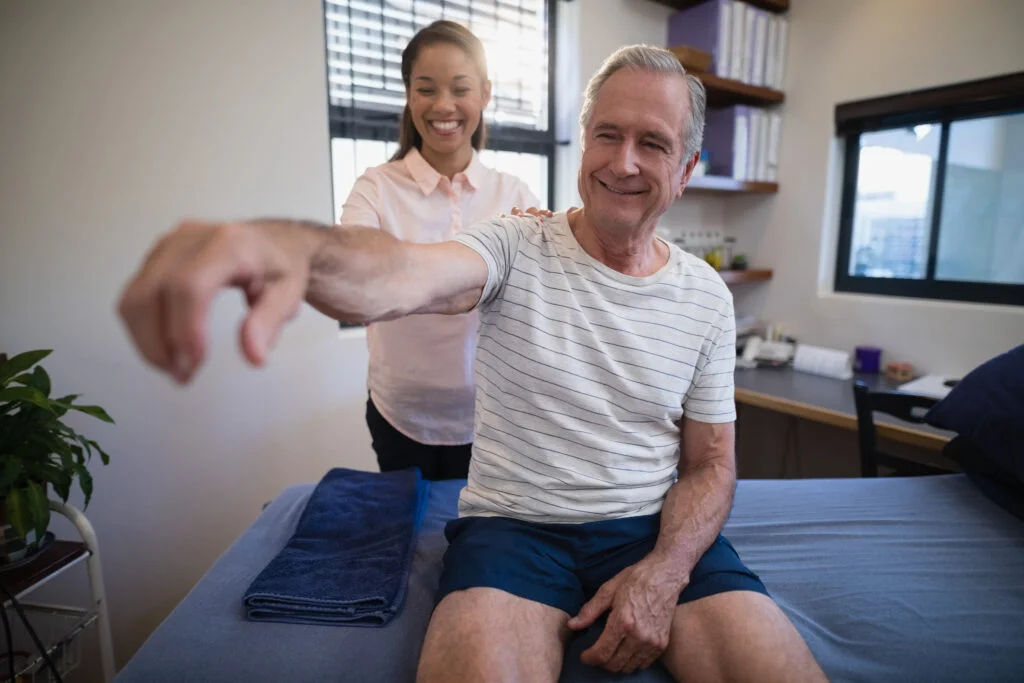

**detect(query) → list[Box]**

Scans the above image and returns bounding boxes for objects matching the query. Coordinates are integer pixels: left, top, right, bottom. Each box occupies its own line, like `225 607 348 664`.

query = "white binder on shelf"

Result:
773 16 789 90
716 1 733 77
750 10 768 87
741 7 756 84
764 16 779 90
746 109 762 181
729 1 746 81
766 112 782 181
756 113 771 181
733 112 750 181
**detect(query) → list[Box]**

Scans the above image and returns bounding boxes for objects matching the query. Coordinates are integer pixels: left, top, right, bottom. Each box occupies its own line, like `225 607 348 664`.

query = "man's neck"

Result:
419 145 473 180
568 208 668 277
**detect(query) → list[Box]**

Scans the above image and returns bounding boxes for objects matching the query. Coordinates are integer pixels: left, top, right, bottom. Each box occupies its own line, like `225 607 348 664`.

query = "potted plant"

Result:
0 349 113 568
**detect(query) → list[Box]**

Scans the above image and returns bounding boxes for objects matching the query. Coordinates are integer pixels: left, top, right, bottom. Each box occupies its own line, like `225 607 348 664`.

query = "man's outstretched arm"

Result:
118 218 487 384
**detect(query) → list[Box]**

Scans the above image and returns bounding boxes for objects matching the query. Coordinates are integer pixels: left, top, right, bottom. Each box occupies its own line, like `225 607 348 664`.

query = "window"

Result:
834 72 1024 306
323 0 556 213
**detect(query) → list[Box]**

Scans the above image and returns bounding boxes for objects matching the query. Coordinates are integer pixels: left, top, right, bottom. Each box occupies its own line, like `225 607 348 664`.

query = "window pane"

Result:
848 126 940 278
324 0 549 131
478 149 548 206
935 111 1024 285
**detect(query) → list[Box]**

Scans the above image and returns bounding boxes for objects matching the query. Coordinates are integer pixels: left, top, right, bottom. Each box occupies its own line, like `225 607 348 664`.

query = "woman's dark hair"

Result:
391 20 489 161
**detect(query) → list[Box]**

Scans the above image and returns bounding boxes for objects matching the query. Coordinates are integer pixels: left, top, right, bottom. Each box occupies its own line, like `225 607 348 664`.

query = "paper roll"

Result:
793 344 853 380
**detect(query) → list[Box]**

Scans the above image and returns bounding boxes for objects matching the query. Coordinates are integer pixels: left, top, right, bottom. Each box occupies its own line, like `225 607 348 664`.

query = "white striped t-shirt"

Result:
452 212 737 524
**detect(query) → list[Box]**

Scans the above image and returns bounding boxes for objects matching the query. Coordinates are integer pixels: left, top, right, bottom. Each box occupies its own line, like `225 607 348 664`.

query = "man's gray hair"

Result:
579 44 707 160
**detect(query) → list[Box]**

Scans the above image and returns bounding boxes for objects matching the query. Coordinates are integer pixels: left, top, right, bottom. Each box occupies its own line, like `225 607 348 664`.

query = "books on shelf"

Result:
668 0 788 90
667 0 733 78
703 107 782 182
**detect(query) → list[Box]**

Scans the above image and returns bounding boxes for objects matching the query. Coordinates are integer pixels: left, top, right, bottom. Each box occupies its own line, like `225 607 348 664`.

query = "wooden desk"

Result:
734 368 954 451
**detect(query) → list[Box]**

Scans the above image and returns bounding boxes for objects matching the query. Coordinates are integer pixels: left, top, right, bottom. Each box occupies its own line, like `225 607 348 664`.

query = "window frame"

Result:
833 72 1024 307
323 0 560 209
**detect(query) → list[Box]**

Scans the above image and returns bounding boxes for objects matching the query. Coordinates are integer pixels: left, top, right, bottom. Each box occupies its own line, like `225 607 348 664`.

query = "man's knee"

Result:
417 588 569 683
663 591 826 683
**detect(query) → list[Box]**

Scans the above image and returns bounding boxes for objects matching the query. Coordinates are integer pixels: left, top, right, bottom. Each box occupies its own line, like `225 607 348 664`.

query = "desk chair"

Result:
852 382 955 477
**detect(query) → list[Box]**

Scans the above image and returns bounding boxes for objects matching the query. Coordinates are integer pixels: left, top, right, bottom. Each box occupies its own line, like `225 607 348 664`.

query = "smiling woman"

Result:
394 22 491 177
324 0 556 206
334 20 540 482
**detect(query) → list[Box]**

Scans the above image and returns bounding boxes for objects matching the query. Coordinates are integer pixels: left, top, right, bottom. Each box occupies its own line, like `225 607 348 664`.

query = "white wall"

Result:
0 1 376 677
4 0 1022 676
732 0 1024 376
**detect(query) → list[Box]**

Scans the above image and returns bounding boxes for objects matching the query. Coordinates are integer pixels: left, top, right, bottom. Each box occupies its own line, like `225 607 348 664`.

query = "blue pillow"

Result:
926 344 1024 484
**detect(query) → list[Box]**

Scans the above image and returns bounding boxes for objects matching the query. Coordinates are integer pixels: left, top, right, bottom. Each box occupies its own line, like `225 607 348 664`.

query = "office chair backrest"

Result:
852 381 948 477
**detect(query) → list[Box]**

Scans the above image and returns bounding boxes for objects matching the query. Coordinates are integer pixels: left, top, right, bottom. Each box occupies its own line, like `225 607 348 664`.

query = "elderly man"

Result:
119 44 825 682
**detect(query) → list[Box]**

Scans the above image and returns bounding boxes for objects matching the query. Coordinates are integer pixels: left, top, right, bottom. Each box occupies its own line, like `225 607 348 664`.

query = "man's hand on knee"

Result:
567 556 687 674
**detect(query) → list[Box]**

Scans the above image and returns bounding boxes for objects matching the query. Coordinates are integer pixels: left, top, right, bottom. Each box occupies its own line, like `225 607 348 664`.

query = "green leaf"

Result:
50 470 72 502
0 457 22 492
26 480 50 540
5 488 31 541
27 366 52 396
50 394 80 418
0 349 52 387
21 462 66 492
75 464 94 508
74 433 92 457
38 432 76 471
0 386 56 413
85 439 110 466
70 404 115 424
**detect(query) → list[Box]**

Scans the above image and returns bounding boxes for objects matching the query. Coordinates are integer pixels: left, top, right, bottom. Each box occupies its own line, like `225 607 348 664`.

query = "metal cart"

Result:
1 500 114 683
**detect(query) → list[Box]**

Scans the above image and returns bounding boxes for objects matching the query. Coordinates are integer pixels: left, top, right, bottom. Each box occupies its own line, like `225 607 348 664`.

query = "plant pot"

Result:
0 490 51 571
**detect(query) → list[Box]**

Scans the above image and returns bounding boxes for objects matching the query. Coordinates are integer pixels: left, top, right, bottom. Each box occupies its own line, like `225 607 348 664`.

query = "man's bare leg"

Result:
660 591 827 683
417 587 571 683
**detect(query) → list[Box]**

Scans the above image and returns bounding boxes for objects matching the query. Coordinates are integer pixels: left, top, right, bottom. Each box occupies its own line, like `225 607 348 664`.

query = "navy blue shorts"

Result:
436 513 768 616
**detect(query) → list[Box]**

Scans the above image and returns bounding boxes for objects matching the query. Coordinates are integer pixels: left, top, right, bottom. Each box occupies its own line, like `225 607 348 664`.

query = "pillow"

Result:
943 437 1024 522
926 343 1024 485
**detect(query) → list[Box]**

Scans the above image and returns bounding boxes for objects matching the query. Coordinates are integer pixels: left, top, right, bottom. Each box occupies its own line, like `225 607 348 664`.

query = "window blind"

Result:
325 0 551 150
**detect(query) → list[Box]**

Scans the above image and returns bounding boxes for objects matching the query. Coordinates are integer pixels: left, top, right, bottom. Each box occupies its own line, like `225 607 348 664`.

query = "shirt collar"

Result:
404 147 485 196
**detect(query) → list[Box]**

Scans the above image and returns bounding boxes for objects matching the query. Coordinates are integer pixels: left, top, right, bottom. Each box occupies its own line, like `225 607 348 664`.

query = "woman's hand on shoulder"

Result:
504 206 553 219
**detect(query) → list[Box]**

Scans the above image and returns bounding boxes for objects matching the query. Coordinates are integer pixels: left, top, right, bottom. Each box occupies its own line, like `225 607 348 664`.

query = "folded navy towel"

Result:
243 467 431 627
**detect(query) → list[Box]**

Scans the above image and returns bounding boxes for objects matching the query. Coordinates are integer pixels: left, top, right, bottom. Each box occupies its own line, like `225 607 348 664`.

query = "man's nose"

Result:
610 141 640 176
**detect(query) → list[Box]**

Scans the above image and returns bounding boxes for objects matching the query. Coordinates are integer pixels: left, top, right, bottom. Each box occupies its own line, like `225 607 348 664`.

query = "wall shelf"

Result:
720 268 774 284
694 72 785 107
686 175 779 194
650 0 789 14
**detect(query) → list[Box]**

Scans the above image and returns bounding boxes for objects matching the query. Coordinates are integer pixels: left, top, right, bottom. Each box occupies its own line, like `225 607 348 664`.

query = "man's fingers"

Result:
621 645 656 675
568 589 612 630
119 231 200 375
119 284 172 374
579 614 625 667
240 275 305 366
162 231 251 382
605 635 640 673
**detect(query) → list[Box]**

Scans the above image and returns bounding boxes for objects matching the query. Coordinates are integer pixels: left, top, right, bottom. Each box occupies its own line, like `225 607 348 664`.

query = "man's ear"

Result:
678 151 700 197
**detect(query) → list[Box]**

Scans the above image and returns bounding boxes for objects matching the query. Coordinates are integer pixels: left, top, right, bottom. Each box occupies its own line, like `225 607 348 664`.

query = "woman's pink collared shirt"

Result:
340 148 539 445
